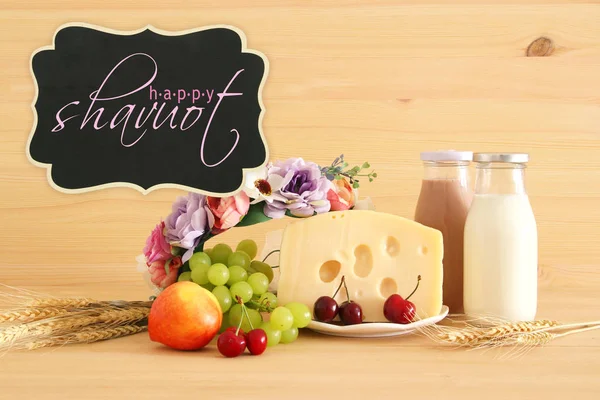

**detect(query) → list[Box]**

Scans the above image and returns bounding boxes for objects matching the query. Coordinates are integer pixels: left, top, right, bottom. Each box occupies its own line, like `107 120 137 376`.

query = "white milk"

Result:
464 193 538 321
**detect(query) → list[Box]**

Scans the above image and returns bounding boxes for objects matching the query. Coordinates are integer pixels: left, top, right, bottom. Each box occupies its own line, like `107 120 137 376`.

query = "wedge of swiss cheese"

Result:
277 210 443 322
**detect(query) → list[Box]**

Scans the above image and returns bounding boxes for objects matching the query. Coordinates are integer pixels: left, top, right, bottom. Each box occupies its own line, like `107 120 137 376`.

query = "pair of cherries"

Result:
217 327 267 357
313 276 364 325
217 297 267 358
313 275 421 325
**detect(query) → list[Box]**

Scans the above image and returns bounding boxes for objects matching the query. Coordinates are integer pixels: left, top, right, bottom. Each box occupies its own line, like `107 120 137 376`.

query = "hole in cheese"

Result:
353 244 373 278
385 236 400 257
319 260 341 283
379 277 398 299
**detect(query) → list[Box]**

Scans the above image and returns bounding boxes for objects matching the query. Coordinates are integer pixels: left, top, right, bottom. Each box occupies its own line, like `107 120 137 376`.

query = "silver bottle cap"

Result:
420 150 473 162
473 153 529 163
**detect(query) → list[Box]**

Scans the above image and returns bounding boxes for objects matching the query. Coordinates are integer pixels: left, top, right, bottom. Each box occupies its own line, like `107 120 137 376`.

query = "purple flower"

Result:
264 158 332 218
164 193 215 263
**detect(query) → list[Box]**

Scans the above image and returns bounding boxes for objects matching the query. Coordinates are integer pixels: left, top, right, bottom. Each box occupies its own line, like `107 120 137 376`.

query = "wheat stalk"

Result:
0 307 71 323
29 306 151 336
26 324 148 350
27 297 96 309
0 293 151 351
418 316 600 357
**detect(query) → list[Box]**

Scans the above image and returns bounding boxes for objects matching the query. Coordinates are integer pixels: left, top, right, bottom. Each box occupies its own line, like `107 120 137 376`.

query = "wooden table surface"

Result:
1 0 600 398
0 280 598 399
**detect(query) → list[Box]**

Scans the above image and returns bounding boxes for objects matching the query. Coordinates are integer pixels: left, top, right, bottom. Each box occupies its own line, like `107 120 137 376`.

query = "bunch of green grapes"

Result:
177 239 311 346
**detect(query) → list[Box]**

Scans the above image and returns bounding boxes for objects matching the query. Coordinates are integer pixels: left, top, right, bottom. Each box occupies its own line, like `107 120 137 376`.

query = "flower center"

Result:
255 179 272 196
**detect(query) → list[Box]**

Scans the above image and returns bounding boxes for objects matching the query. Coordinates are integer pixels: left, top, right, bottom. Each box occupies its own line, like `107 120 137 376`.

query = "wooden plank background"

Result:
0 0 599 302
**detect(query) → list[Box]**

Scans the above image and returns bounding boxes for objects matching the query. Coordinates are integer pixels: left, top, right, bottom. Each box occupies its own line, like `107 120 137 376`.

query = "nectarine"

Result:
148 281 222 350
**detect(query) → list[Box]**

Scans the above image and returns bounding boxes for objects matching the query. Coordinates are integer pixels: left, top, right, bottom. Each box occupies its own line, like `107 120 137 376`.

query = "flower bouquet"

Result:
137 155 377 294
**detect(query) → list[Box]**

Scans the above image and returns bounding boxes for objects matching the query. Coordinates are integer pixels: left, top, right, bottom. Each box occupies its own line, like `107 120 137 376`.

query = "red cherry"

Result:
217 330 246 358
225 326 246 339
246 329 268 355
384 294 416 324
314 296 339 322
339 301 364 325
383 275 421 324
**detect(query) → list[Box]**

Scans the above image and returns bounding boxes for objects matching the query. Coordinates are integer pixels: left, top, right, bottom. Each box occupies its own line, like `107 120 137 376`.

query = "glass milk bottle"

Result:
464 153 538 322
414 151 473 315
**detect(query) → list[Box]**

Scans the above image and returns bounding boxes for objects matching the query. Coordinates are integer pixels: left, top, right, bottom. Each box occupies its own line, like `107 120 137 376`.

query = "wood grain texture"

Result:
0 1 599 398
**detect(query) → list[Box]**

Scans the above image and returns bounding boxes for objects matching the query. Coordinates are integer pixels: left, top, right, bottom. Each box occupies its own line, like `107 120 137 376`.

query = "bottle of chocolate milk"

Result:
414 151 473 314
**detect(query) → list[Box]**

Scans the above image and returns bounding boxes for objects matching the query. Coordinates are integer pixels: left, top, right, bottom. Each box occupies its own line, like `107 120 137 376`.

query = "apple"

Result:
148 281 223 350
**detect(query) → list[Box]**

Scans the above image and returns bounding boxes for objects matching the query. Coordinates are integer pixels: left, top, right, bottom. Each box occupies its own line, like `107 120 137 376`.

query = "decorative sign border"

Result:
26 22 270 197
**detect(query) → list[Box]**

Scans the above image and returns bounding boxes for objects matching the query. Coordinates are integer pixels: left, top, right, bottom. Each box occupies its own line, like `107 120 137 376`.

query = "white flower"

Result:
135 254 148 272
135 254 161 296
354 196 376 211
242 165 286 204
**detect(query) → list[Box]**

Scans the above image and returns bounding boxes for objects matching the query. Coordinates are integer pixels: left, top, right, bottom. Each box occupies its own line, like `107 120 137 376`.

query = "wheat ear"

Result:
26 324 148 350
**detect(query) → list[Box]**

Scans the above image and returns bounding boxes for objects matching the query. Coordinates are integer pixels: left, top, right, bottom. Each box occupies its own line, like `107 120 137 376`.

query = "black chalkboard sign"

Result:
27 23 269 196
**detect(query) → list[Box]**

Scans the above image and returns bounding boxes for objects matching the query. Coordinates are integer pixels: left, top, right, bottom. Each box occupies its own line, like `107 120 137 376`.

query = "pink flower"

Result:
143 221 172 264
148 257 182 289
207 192 250 234
327 178 356 211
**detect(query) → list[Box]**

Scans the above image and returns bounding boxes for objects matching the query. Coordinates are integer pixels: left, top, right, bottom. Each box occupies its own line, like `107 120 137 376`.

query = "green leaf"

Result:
164 258 172 276
352 181 360 189
362 162 370 169
236 202 272 227
334 175 343 180
372 172 378 178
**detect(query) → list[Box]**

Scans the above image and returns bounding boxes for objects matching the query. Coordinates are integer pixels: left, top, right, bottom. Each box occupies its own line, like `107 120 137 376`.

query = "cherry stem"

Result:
235 296 244 336
405 275 421 301
241 302 255 331
332 275 346 299
262 249 280 263
342 276 351 302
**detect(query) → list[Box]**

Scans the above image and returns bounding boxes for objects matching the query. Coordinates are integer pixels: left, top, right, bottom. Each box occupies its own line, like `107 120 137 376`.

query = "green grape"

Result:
236 239 258 260
201 282 215 292
177 271 192 282
247 273 269 295
190 264 210 285
219 312 230 333
229 281 253 304
270 307 294 331
245 308 263 330
211 243 232 265
228 305 258 332
181 261 191 273
189 252 211 271
204 248 213 261
227 265 248 286
227 251 251 270
212 286 232 313
228 304 243 329
260 322 281 347
207 263 230 286
280 327 299 344
250 261 274 283
259 292 278 310
285 302 312 328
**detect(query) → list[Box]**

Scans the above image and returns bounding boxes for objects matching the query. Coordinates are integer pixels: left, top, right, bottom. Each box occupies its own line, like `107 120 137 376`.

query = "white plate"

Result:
306 306 449 338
